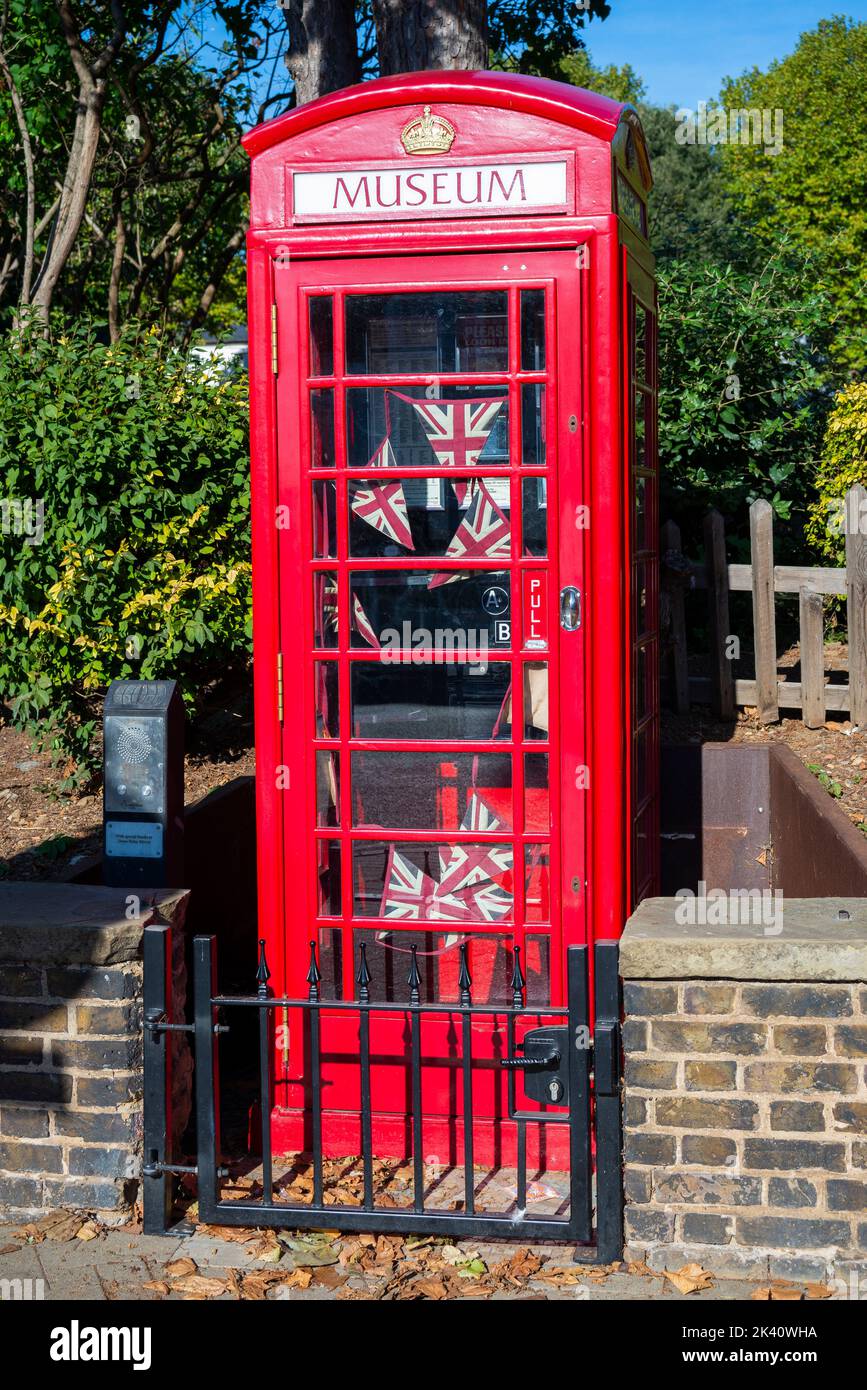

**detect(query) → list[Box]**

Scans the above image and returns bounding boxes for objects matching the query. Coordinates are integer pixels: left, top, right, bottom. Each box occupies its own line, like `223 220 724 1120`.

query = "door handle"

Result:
500 1051 561 1069
559 586 581 631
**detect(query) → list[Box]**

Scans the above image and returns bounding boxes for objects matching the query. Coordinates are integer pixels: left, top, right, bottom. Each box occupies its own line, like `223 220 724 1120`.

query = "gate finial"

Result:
458 941 472 1007
256 938 271 998
407 943 422 1006
356 940 372 1004
306 939 321 1001
511 945 525 1009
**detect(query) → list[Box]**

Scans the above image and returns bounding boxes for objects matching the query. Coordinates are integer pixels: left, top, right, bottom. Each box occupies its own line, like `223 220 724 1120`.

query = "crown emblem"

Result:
400 106 456 156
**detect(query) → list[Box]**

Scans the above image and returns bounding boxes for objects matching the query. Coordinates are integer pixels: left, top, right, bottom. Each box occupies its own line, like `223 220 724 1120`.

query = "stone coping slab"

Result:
620 897 867 982
0 883 189 965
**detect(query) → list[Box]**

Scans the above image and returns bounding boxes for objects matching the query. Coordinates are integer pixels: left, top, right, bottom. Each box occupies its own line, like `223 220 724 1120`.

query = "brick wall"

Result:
0 886 190 1219
621 900 867 1281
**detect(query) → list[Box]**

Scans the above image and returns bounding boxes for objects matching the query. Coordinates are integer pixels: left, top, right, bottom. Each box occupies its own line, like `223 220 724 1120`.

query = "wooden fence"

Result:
661 484 867 729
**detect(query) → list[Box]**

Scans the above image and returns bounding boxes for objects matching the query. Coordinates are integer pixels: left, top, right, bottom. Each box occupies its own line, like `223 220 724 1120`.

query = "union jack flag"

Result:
435 794 514 923
380 848 475 923
395 393 504 472
352 593 381 649
428 481 511 589
349 436 415 550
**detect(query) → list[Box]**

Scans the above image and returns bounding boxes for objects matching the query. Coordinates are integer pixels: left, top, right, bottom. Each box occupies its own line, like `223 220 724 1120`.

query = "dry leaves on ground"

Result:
664 1263 715 1296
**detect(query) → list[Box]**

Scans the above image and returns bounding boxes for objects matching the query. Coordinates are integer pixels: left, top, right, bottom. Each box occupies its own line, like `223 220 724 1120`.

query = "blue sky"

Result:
580 2 867 105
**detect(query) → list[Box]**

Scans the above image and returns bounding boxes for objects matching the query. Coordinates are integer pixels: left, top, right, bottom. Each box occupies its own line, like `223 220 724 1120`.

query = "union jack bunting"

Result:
379 848 477 923
349 436 415 550
394 392 504 472
351 593 381 649
459 792 503 835
428 481 511 589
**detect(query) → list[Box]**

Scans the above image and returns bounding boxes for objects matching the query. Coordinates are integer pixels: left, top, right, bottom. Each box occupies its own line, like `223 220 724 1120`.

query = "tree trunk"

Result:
282 0 360 106
373 0 487 73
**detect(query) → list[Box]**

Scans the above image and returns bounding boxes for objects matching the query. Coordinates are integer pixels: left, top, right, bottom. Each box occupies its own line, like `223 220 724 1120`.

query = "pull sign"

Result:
523 572 548 649
560 586 581 631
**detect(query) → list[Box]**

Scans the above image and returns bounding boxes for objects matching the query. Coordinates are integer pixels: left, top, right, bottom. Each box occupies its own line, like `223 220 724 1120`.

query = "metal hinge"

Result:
271 303 278 375
277 651 284 722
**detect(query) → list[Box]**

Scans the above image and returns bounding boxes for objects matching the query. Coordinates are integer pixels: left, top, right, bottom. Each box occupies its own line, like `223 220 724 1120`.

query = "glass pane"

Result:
311 388 335 468
523 662 549 739
349 476 512 559
633 562 648 639
316 750 340 826
522 383 546 465
351 662 512 741
314 571 338 648
317 840 341 917
314 661 339 738
353 841 514 923
633 806 652 894
353 752 512 831
524 752 549 833
345 291 508 374
634 472 652 554
346 384 508 470
349 570 511 651
309 296 334 376
633 643 649 725
520 288 546 371
524 935 551 1006
522 477 547 557
317 928 343 1000
633 390 648 470
312 479 337 558
524 844 550 923
634 302 647 384
353 928 517 1006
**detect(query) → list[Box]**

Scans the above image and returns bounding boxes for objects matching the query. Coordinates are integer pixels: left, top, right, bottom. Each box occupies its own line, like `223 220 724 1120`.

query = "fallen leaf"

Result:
143 1281 170 1296
805 1283 833 1300
76 1221 101 1242
409 1278 449 1300
165 1256 197 1278
171 1274 229 1299
0 1244 21 1255
284 1267 313 1289
312 1266 348 1290
664 1262 715 1295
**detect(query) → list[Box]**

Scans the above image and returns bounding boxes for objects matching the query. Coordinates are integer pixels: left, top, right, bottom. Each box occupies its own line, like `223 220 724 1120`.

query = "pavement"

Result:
0 1216 835 1302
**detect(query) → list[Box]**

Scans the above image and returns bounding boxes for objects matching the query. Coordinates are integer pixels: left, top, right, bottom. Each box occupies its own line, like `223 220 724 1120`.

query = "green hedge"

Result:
0 320 251 785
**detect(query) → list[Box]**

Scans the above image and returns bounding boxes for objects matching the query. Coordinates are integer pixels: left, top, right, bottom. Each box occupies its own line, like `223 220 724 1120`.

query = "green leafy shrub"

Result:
658 240 836 553
0 319 251 784
805 383 867 563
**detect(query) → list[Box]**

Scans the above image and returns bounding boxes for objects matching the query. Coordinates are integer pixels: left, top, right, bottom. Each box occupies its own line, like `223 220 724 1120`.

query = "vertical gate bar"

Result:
592 939 624 1264
193 935 221 1224
408 945 424 1212
459 944 474 1215
566 944 593 1242
357 943 374 1210
256 940 273 1204
307 941 324 1207
510 947 526 1212
142 924 172 1235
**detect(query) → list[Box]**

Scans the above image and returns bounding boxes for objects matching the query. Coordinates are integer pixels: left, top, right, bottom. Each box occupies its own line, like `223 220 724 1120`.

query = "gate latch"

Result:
500 1026 569 1105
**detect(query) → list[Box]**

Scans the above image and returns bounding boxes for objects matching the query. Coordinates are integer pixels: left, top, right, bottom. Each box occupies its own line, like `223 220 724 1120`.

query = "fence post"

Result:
661 519 690 713
592 940 623 1265
704 508 735 720
799 587 825 730
846 484 867 730
194 935 222 1223
142 923 172 1236
750 499 779 723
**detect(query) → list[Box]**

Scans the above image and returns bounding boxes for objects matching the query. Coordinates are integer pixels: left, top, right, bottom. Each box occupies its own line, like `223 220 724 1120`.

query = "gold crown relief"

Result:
400 106 456 155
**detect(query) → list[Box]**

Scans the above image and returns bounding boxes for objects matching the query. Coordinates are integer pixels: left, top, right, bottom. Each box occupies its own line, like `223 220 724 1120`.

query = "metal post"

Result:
592 939 623 1263
566 945 593 1243
142 923 172 1235
193 935 222 1223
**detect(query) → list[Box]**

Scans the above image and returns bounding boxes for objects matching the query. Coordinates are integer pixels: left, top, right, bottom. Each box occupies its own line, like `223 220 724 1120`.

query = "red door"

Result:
273 250 586 1163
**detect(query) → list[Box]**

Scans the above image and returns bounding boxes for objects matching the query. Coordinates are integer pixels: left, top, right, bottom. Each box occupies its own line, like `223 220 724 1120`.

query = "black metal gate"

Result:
143 930 623 1261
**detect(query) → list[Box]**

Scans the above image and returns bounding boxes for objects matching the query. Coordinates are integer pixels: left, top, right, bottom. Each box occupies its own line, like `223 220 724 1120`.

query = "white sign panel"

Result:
292 160 569 220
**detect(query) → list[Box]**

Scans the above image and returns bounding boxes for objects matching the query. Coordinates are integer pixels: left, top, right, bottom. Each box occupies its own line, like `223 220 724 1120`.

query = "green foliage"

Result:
657 239 836 549
806 383 867 563
552 49 645 103
638 104 745 267
718 17 867 372
0 318 251 783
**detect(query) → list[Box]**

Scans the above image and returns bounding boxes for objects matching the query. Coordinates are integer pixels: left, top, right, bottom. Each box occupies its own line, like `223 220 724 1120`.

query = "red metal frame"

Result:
243 72 657 1164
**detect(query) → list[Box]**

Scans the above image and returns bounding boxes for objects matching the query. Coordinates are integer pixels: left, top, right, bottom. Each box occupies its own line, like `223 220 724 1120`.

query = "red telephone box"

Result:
243 71 658 1166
